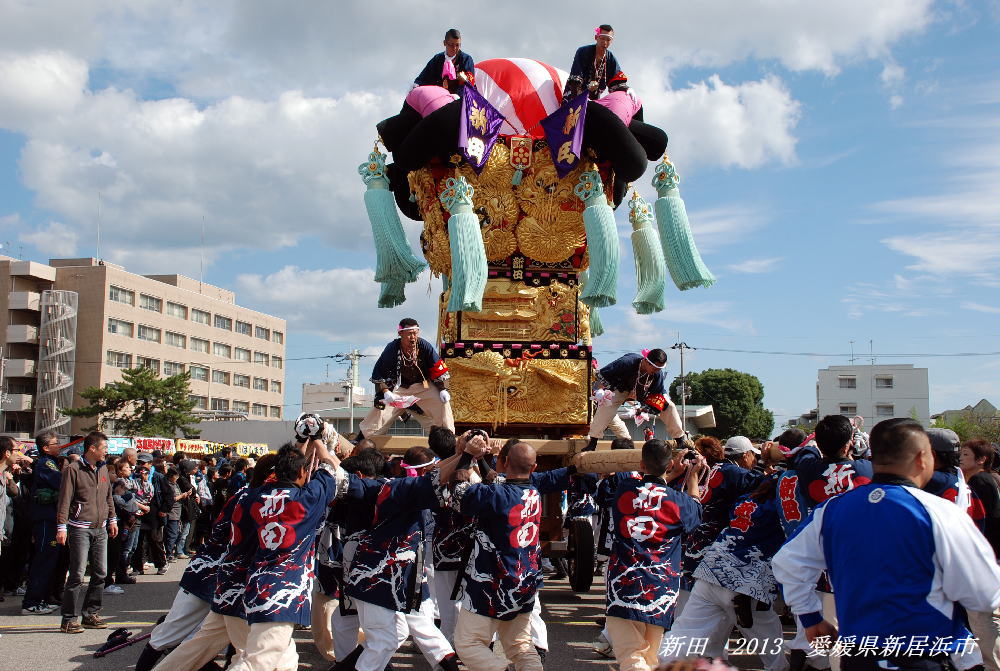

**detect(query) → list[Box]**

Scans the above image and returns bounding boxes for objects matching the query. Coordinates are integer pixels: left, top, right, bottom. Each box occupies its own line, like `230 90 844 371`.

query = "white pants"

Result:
655 587 691 658
433 569 463 645
226 621 297 671
359 382 455 437
530 594 548 650
967 608 1000 671
150 589 211 650
355 598 452 671
659 579 788 671
332 604 361 661
588 390 683 439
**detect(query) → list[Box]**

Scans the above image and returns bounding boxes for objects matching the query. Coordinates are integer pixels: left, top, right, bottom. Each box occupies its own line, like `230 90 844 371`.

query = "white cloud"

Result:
0 51 87 131
725 257 782 274
683 205 769 254
234 266 439 345
640 73 801 169
20 221 78 257
961 301 1000 314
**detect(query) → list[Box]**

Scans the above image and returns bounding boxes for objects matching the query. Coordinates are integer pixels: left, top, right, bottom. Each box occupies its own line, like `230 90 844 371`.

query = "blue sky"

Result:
2 1 999 428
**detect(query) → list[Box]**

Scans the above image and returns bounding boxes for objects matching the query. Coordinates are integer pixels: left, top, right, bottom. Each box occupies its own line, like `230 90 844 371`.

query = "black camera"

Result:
683 450 698 461
469 429 489 442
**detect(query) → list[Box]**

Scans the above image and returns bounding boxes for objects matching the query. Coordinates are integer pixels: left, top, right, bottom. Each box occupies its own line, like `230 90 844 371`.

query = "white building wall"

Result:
817 364 930 428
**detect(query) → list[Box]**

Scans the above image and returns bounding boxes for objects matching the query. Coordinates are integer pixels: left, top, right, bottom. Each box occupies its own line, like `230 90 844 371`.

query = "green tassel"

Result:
575 170 619 308
652 158 715 291
512 169 523 186
440 176 487 312
579 270 605 338
408 192 417 202
359 150 426 292
378 281 406 308
628 194 666 314
590 306 604 337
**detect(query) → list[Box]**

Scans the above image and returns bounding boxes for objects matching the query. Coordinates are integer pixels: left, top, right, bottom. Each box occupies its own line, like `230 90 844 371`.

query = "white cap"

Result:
724 436 760 455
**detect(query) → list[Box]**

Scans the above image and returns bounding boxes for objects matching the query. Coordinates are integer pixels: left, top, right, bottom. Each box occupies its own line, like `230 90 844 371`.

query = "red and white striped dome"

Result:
474 58 569 138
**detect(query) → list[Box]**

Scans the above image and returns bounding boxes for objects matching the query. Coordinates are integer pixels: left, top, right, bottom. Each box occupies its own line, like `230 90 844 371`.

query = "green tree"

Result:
670 368 774 439
62 366 201 437
933 412 1000 443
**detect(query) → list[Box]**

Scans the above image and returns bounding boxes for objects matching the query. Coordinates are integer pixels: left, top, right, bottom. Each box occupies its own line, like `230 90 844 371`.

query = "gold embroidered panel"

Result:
447 351 590 427
457 280 583 343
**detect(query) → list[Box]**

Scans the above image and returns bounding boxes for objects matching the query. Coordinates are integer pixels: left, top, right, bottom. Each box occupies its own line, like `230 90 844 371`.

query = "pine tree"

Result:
62 367 201 437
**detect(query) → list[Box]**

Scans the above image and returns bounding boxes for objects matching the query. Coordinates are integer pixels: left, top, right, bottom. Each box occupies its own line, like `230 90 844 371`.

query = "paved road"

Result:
0 560 775 670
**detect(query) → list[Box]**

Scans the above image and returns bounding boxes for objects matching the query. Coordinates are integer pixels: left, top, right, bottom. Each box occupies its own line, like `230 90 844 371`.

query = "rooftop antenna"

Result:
96 191 102 261
200 216 206 293
848 340 856 364
869 339 875 366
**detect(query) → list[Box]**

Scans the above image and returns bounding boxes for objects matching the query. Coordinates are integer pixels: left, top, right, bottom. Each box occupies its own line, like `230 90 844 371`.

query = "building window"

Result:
106 350 132 368
235 321 251 336
270 406 281 418
137 357 160 374
839 404 857 416
139 294 162 312
210 398 229 411
109 285 135 305
164 361 185 376
166 302 188 319
190 365 208 381
212 370 230 385
234 374 250 388
876 404 895 417
234 347 250 362
137 325 161 342
273 331 284 344
191 337 209 353
254 352 269 366
107 318 134 337
271 356 283 370
214 314 232 330
192 308 210 325
233 400 249 413
252 403 267 417
103 418 119 434
213 343 231 358
255 326 270 340
165 331 186 348
190 395 207 410
838 376 857 389
875 376 894 389
271 380 282 394
253 377 268 391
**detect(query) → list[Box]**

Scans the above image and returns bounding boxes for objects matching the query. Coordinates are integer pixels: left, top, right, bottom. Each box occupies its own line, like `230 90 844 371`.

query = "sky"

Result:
2 0 1000 428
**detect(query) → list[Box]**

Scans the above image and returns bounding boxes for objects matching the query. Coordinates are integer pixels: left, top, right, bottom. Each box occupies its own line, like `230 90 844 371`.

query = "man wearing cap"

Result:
21 431 64 615
774 418 1000 671
586 349 684 451
924 428 986 529
356 317 454 441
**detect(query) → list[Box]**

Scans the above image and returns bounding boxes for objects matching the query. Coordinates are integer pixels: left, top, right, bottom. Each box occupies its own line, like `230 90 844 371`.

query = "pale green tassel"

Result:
628 194 666 314
575 170 619 308
378 282 406 308
590 306 605 337
440 176 487 312
359 150 426 295
512 169 523 186
652 157 715 290
579 270 604 337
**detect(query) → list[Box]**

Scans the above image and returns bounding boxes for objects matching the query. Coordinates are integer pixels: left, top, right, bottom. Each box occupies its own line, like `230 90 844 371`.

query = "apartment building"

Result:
816 364 929 428
0 256 286 438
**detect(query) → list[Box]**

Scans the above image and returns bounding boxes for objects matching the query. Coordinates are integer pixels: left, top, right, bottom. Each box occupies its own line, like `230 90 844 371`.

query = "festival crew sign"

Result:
539 92 588 177
460 88 589 177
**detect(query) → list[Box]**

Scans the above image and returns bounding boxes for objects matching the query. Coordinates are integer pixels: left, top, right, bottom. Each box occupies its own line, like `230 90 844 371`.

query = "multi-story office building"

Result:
816 363 930 428
0 256 286 438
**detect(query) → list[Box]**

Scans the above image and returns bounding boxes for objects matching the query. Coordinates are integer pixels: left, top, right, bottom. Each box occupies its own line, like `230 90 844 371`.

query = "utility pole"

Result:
334 349 368 437
670 341 694 436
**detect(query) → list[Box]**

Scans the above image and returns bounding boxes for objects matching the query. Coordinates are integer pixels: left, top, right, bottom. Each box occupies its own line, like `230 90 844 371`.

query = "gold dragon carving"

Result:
447 351 590 428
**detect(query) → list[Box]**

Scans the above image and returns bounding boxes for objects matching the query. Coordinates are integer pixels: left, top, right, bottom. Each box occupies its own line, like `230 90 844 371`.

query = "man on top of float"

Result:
586 349 686 451
356 318 455 441
564 24 630 102
413 28 475 95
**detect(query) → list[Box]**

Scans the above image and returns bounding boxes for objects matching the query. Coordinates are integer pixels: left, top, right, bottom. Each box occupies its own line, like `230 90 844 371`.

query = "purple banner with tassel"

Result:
459 86 504 173
539 92 588 178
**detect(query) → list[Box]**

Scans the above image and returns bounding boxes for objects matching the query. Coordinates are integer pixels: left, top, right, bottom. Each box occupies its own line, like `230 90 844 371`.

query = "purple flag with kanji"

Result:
540 92 588 178
459 86 504 173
